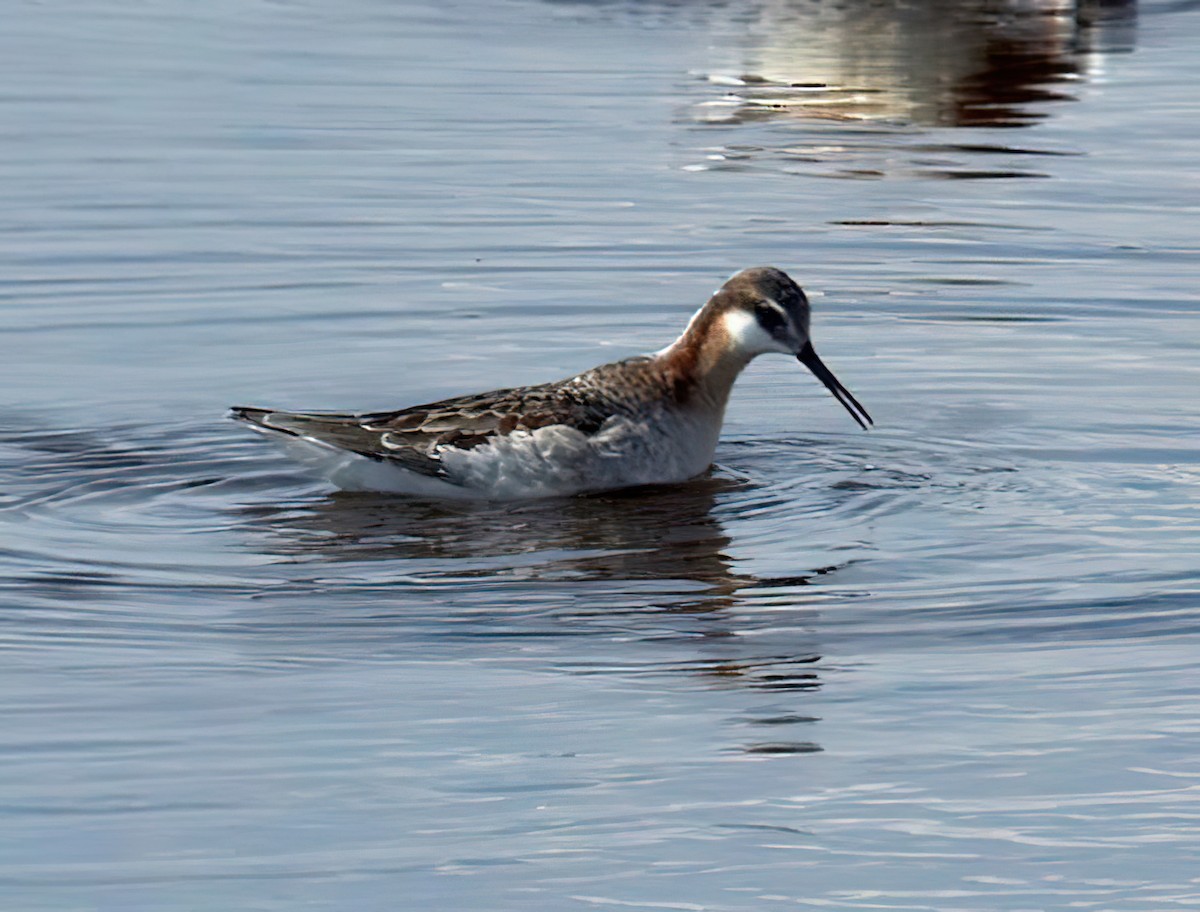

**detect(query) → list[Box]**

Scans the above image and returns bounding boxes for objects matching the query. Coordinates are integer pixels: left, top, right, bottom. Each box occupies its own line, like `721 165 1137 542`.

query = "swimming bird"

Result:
231 266 871 500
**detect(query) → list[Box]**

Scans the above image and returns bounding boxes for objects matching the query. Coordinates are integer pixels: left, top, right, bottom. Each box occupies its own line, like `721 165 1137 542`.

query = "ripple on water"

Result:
6 409 1188 678
0 0 1197 905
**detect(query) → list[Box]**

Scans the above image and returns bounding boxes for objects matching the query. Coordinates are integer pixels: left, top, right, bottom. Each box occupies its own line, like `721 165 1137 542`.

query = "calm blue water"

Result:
2 0 1199 909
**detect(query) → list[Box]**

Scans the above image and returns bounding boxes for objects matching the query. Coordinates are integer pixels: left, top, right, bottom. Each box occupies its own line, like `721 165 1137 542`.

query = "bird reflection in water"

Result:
693 0 1138 129
240 476 832 695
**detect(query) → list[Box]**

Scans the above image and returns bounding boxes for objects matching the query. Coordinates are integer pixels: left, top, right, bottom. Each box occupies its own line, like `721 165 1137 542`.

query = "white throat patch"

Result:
721 308 791 357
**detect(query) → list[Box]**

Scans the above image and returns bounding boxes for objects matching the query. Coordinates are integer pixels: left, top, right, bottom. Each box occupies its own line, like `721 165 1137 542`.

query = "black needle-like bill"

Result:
796 342 873 430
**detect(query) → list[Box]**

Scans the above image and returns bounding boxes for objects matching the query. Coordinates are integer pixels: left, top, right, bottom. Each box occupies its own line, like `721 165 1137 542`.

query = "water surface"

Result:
2 0 1199 909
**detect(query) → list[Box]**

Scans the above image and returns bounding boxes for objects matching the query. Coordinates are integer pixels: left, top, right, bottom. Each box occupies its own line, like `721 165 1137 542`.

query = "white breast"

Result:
441 405 724 498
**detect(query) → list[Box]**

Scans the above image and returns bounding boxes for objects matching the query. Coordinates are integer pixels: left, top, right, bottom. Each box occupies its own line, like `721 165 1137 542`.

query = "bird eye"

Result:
754 302 786 335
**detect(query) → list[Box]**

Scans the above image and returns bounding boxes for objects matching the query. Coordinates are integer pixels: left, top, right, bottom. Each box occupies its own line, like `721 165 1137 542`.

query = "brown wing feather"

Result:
229 360 652 481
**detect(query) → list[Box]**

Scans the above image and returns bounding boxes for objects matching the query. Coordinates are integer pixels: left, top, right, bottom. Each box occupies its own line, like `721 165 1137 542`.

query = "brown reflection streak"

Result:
247 477 746 594
239 477 832 702
691 0 1137 129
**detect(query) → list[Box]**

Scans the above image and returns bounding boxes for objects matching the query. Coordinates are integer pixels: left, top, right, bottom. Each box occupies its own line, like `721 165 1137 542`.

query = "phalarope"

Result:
231 266 872 500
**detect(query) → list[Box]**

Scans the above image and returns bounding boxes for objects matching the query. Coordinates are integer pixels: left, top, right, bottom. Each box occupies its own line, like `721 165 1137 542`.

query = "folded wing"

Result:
231 383 613 482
